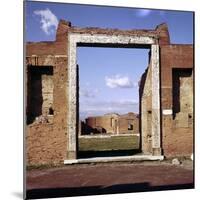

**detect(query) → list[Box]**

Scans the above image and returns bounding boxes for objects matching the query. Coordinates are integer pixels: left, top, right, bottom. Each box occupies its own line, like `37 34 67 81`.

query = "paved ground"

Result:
26 160 194 199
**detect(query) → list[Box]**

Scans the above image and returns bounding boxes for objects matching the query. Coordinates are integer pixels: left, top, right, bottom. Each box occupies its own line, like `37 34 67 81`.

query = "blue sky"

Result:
77 47 149 119
25 1 193 119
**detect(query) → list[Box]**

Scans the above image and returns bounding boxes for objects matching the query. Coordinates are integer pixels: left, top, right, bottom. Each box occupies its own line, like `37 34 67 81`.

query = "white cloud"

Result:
79 88 99 98
136 9 152 17
34 8 58 35
105 75 135 88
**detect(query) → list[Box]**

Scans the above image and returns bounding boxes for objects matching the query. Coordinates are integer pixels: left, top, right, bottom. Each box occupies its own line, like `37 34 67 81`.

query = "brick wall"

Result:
85 113 139 135
160 45 193 157
26 20 70 166
26 20 194 166
140 64 152 154
118 113 139 134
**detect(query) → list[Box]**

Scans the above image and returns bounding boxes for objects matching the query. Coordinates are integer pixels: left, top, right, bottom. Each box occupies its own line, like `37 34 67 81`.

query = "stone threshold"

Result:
64 155 164 164
79 134 140 138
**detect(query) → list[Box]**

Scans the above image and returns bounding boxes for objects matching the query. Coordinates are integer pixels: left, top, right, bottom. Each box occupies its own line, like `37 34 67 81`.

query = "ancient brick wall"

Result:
160 45 193 157
140 64 152 154
41 73 54 115
86 115 115 134
139 41 193 157
26 56 69 166
26 20 193 165
26 20 70 166
85 113 139 135
118 113 139 134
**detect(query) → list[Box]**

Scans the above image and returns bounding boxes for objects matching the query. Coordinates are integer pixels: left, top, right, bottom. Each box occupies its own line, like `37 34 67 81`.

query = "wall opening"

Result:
27 66 54 124
172 68 193 125
77 46 150 158
68 33 161 160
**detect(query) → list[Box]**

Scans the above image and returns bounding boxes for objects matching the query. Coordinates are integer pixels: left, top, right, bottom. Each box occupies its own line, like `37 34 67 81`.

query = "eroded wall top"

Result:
26 20 171 56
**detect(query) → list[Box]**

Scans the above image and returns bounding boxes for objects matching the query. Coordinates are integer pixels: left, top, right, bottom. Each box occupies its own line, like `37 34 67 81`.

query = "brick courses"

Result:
26 20 193 165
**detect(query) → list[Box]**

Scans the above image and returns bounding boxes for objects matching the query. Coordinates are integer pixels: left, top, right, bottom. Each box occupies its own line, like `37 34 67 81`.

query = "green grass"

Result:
78 135 139 151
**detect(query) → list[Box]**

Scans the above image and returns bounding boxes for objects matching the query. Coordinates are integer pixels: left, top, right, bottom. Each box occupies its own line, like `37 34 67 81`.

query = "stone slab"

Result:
163 109 173 115
64 155 164 164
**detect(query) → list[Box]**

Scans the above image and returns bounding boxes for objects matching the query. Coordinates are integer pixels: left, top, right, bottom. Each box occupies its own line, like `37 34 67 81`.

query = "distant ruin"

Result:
26 20 193 165
80 112 139 135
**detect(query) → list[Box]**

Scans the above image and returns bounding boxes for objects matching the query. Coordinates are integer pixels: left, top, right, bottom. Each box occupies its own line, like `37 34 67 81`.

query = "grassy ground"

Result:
78 135 139 151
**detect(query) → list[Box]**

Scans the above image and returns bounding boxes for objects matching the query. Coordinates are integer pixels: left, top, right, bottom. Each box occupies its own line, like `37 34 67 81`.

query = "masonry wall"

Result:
27 66 54 124
140 64 152 154
139 28 194 157
86 114 117 134
118 113 139 134
26 20 70 166
26 20 194 165
26 57 69 165
84 113 139 135
160 45 193 157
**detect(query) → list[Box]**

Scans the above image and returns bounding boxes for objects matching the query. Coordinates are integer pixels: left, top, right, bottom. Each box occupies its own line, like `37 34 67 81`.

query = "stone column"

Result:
68 39 77 159
151 44 162 156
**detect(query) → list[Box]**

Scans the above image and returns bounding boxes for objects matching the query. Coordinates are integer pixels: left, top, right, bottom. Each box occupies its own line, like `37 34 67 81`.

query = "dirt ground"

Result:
26 160 194 199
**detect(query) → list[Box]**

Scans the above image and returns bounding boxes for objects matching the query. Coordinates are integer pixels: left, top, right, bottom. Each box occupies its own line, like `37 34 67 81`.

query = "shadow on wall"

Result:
26 66 53 124
81 122 107 135
172 68 193 119
27 67 43 124
78 149 141 158
26 182 194 199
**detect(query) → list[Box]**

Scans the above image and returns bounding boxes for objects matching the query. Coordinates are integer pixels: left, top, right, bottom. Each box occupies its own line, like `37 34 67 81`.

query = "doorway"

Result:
77 46 149 158
67 32 161 160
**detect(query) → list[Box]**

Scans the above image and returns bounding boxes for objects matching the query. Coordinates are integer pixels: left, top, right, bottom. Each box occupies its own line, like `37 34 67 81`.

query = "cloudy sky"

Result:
25 1 193 119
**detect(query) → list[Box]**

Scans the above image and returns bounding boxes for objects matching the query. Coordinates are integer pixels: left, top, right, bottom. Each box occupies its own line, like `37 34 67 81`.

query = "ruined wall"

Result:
85 113 139 135
139 23 193 158
85 114 114 134
42 73 54 115
140 64 152 154
86 114 119 134
26 56 69 166
27 65 54 124
26 19 193 165
26 20 70 166
160 45 193 157
118 113 139 134
26 21 167 165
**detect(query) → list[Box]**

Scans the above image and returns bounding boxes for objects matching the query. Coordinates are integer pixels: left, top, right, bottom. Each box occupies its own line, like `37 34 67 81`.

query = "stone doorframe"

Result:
67 33 161 159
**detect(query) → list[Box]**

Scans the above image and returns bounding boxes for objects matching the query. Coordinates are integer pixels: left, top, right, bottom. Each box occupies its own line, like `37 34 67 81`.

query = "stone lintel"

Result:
26 55 55 66
69 33 156 45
